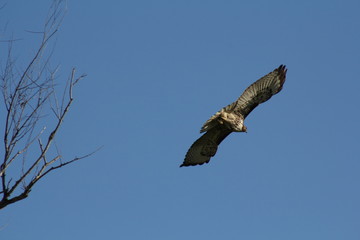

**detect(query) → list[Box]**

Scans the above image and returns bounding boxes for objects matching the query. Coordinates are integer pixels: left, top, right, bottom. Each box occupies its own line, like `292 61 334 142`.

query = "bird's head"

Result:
242 125 247 133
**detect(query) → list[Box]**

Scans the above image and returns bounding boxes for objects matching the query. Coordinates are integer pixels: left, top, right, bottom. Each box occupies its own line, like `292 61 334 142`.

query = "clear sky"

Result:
1 0 360 239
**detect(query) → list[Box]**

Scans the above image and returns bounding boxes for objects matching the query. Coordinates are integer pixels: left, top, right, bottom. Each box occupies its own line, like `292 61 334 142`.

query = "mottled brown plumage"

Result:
181 65 287 167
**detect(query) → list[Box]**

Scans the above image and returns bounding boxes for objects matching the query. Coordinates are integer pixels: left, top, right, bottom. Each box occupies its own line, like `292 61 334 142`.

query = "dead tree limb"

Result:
0 0 97 210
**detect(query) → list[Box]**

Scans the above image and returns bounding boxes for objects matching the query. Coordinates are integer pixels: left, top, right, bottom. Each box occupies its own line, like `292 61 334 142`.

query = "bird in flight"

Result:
181 65 287 167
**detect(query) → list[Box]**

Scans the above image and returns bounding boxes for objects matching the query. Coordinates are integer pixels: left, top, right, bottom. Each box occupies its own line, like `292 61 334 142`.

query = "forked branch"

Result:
0 0 97 210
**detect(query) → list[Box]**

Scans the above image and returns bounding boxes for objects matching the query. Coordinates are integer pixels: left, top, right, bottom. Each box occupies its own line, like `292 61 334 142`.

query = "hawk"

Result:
181 65 287 167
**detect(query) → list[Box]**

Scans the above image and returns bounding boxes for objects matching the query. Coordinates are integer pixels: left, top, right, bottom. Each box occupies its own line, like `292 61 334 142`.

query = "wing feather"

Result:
230 65 287 119
181 126 231 167
201 65 287 133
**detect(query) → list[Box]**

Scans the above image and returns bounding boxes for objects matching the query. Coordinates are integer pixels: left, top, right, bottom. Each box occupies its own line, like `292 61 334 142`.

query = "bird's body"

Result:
181 65 287 167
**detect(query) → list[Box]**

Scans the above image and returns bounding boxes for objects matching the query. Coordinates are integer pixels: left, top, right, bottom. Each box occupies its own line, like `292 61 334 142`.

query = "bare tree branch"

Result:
0 0 96 210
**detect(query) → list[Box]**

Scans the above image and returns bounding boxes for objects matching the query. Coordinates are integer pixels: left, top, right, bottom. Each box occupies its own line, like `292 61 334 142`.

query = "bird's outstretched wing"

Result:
180 126 231 167
226 65 287 119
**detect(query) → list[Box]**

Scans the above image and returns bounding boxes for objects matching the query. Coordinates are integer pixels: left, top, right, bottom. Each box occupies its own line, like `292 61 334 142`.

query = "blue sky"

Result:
1 0 360 239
